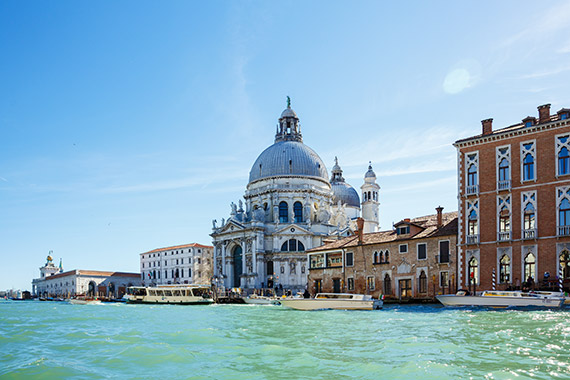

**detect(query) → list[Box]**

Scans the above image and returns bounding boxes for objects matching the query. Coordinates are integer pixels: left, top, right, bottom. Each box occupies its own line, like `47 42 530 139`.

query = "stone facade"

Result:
307 209 458 299
454 104 570 291
140 243 213 286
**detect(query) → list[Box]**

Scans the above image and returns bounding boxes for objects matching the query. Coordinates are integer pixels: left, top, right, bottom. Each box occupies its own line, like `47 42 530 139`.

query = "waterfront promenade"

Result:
1 299 569 379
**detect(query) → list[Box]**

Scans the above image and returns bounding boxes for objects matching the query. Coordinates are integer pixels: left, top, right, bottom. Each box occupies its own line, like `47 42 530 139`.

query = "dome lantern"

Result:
275 96 302 143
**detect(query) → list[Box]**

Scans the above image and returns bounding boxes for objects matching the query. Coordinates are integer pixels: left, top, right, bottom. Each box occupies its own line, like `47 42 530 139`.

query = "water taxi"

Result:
279 293 383 311
243 294 280 305
68 297 102 305
125 285 213 305
436 290 564 308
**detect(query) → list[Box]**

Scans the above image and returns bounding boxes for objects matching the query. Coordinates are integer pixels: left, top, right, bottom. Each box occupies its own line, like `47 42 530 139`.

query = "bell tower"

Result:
361 162 380 233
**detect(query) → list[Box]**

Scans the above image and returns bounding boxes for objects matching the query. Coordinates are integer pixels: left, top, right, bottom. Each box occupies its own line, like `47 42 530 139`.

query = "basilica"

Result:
211 100 379 292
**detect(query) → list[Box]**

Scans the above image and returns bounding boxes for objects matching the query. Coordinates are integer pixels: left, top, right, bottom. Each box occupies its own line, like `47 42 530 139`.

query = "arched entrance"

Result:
108 282 116 298
87 281 97 297
233 245 242 288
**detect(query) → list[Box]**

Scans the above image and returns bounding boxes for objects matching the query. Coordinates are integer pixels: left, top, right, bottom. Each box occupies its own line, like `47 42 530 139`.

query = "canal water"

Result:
1 300 569 379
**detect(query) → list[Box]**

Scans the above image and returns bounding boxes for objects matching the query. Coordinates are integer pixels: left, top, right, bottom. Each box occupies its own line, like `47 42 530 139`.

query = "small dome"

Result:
281 107 298 119
332 182 360 207
365 162 376 178
249 141 328 184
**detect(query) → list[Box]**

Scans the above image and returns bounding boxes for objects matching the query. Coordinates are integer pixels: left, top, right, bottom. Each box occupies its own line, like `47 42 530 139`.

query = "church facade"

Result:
211 100 379 292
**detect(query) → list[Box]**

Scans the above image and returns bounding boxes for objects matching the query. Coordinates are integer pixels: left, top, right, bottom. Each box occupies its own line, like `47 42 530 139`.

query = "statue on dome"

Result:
287 96 291 108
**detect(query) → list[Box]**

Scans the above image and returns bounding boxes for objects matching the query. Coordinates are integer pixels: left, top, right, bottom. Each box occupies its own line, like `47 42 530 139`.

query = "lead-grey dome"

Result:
331 182 360 207
249 141 328 183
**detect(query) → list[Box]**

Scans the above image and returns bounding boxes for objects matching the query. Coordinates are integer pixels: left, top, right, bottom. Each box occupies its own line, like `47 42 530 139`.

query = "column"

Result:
221 242 227 288
241 239 247 288
252 238 258 287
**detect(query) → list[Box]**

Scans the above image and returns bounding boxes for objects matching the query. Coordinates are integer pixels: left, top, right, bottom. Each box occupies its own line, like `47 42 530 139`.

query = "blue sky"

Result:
2 1 570 291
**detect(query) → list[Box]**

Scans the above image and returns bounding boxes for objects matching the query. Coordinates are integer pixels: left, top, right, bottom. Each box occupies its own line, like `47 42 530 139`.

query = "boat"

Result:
279 293 383 311
68 297 102 305
243 294 280 305
125 284 213 305
436 290 564 308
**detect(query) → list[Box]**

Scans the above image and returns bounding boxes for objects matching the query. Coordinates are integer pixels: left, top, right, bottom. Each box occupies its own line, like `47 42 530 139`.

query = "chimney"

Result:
436 206 444 228
538 104 551 124
356 217 364 245
481 118 493 136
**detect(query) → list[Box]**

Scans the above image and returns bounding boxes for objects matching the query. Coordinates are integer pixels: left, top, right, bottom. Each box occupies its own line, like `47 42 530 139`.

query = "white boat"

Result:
125 284 213 305
436 290 564 308
243 294 280 305
68 298 102 305
279 293 383 311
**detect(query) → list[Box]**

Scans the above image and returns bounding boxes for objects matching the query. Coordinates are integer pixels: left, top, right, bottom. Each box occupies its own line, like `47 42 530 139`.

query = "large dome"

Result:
248 141 329 184
331 182 360 207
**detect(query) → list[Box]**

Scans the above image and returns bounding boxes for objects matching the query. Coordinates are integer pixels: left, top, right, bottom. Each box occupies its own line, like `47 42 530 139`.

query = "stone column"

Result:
241 239 247 288
252 238 258 287
221 242 227 288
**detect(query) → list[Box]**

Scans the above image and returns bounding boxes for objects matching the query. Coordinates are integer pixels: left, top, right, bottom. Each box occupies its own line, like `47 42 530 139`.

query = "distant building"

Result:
211 100 379 292
140 243 213 286
31 255 141 298
307 208 458 299
454 104 570 292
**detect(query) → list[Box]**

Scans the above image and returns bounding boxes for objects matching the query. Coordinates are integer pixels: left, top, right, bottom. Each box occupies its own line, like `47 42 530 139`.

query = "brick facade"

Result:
455 104 570 292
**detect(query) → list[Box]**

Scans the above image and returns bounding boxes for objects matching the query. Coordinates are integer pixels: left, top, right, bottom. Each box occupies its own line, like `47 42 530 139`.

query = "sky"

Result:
2 1 570 291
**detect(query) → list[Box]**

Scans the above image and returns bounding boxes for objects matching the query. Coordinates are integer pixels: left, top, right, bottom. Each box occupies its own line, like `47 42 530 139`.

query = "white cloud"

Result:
443 68 472 94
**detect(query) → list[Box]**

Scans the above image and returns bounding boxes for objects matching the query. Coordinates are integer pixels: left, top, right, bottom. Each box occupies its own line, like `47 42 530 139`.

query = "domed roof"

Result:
365 162 376 178
248 140 328 184
331 182 360 207
281 107 298 118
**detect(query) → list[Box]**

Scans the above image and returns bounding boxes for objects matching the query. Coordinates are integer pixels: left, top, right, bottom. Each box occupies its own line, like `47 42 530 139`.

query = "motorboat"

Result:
68 297 102 305
243 294 280 305
125 284 213 305
436 290 564 308
531 291 570 306
279 293 383 311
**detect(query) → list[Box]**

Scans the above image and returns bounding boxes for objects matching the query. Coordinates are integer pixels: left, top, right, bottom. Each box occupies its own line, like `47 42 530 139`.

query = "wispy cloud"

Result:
520 66 570 79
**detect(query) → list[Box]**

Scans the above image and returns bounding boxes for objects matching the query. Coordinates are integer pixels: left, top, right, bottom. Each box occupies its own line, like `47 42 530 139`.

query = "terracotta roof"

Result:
141 243 213 255
45 270 140 280
308 211 458 253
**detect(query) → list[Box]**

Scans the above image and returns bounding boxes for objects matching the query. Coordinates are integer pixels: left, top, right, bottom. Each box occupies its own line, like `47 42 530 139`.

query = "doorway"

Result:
233 245 242 288
399 279 412 298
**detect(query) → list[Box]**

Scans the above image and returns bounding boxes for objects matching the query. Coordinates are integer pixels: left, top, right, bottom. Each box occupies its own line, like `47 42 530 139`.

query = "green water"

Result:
1 300 569 379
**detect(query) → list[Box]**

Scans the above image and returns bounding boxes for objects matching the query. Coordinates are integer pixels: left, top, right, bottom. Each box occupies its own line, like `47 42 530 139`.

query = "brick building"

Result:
454 104 570 292
307 209 457 300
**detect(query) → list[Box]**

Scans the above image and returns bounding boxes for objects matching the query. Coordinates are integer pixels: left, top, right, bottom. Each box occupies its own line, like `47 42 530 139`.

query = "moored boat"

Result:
68 297 102 305
279 293 383 311
243 294 280 305
125 284 213 305
436 290 564 308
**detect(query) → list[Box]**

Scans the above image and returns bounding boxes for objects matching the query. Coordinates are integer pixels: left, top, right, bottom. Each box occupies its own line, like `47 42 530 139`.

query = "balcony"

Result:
497 180 511 191
523 229 536 240
558 225 570 237
466 234 479 245
497 231 511 242
465 185 479 196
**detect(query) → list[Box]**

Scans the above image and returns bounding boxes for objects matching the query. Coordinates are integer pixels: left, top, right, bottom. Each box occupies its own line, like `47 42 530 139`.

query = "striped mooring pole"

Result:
559 266 564 293
492 268 496 291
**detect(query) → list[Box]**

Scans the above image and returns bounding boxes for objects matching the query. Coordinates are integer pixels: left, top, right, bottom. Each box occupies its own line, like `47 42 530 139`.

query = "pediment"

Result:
218 220 246 234
274 223 311 236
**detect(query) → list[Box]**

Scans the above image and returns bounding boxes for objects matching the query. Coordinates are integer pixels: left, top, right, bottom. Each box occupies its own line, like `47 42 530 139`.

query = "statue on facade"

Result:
231 202 237 215
238 199 243 212
212 219 217 229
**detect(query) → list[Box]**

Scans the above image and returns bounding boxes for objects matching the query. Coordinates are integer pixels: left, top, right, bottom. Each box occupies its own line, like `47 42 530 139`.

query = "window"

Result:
367 276 375 291
281 239 305 252
279 201 288 223
399 244 408 254
181 269 184 278
439 241 450 263
560 251 570 280
498 158 510 181
373 251 380 264
310 254 324 269
294 201 303 223
557 135 570 176
345 252 354 267
384 250 390 263
280 266 284 274
523 203 535 230
383 274 391 295
468 210 478 235
397 225 410 235
499 255 511 283
347 277 354 291
559 198 570 226
417 243 427 260
418 271 427 293
467 164 477 187
468 257 478 285
314 279 322 293
524 253 536 282
521 142 535 181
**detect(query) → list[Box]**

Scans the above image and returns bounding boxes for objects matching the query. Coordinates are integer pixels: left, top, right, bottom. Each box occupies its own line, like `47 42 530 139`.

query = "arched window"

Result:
559 147 570 176
279 201 288 223
499 255 511 283
418 271 427 293
524 203 536 230
559 198 570 226
468 257 478 285
560 251 570 280
499 207 510 232
468 209 478 235
524 253 536 282
294 202 303 223
467 164 477 186
383 273 391 295
281 239 305 252
498 158 510 181
373 251 378 264
523 153 534 181
384 250 389 263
